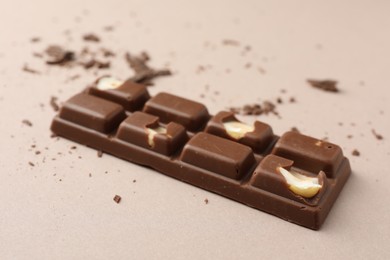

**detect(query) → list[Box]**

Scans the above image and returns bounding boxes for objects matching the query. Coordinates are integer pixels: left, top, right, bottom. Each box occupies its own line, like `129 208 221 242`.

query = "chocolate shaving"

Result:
22 119 33 127
125 52 171 85
372 129 384 140
229 101 279 117
307 79 339 92
50 96 60 112
113 195 121 204
22 64 40 74
83 33 100 42
45 45 75 65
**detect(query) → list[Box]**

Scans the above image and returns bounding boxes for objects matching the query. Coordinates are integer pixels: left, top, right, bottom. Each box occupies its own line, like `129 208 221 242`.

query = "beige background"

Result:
1 0 389 259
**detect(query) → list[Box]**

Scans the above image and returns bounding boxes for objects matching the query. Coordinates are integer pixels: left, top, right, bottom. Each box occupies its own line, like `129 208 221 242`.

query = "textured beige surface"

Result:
0 0 389 259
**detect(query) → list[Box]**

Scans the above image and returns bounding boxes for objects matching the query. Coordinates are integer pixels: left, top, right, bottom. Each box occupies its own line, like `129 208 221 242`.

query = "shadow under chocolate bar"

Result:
51 76 351 230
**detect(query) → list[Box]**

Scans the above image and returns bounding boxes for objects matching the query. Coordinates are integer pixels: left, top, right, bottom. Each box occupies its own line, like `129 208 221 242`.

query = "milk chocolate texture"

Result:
51 77 351 230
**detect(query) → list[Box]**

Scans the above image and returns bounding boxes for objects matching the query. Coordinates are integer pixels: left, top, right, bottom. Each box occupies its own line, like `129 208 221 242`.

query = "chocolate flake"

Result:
50 96 60 112
204 198 209 204
22 119 33 127
125 52 171 85
22 64 40 74
45 45 75 65
229 100 279 117
113 195 121 204
83 33 100 42
307 79 339 92
372 129 384 140
352 149 360 156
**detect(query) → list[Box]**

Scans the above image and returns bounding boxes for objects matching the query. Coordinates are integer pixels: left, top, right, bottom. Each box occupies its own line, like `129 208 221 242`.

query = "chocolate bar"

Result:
51 76 351 230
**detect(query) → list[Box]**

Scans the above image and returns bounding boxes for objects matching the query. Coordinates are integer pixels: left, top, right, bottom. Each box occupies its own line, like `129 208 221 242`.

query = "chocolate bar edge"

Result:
51 116 351 230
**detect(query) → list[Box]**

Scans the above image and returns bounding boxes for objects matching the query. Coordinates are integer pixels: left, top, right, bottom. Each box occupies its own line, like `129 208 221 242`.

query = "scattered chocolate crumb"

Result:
83 33 100 42
276 97 283 104
101 48 115 57
22 64 40 74
33 52 43 58
289 97 296 103
352 149 360 156
50 96 60 112
30 37 41 43
68 74 80 81
31 145 36 148
125 52 171 85
204 198 209 204
133 179 136 183
22 119 33 127
103 26 114 32
28 162 35 167
89 173 92 177
83 59 95 69
307 79 339 92
45 45 75 65
222 39 240 46
70 146 77 150
291 127 300 133
229 100 279 117
35 151 41 155
257 66 266 74
97 150 103 157
372 129 384 140
113 195 121 204
244 62 252 69
347 134 353 139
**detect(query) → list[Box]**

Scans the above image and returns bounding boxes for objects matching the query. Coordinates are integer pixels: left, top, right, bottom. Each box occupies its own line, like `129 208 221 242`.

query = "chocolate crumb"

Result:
347 134 353 139
352 149 360 156
97 150 103 157
276 97 283 104
83 33 100 42
28 162 35 167
289 97 296 103
222 39 240 46
133 179 136 183
204 198 209 204
22 64 40 74
45 45 75 65
35 151 41 155
372 129 384 140
89 173 92 177
22 119 33 127
30 37 41 43
33 52 43 58
103 26 114 32
50 96 60 112
70 146 77 150
113 195 121 204
307 79 339 92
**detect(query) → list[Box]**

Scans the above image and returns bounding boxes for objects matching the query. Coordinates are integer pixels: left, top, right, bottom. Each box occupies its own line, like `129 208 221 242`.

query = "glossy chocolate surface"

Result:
51 81 351 230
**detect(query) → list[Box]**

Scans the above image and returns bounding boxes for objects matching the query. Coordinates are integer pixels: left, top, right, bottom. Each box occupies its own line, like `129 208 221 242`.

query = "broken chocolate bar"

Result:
51 77 351 230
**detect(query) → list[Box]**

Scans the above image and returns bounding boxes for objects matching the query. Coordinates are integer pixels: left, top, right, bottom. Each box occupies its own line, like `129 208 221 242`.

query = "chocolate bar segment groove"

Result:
51 85 351 230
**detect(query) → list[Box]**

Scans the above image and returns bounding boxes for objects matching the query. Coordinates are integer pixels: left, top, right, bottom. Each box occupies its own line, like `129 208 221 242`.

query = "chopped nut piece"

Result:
146 126 167 147
277 167 322 198
96 76 123 90
223 121 254 140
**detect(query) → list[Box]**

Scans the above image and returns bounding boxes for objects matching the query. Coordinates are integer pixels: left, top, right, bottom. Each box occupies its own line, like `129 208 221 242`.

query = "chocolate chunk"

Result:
57 93 126 133
307 79 339 92
272 132 344 178
205 111 274 153
113 195 121 203
143 92 210 131
117 112 188 155
181 132 256 180
89 77 150 111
